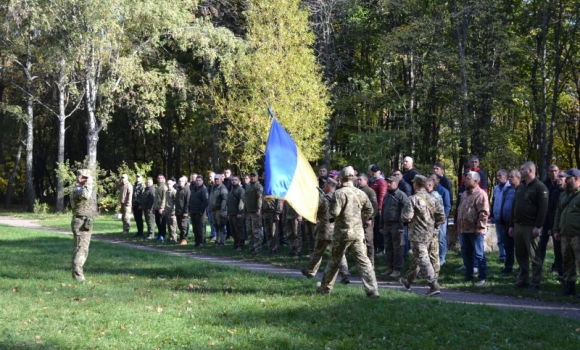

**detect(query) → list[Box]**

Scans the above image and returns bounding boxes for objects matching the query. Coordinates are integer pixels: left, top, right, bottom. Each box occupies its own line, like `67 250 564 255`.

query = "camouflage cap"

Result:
339 166 355 178
386 176 399 183
325 178 338 188
412 174 428 186
249 171 258 176
77 169 91 178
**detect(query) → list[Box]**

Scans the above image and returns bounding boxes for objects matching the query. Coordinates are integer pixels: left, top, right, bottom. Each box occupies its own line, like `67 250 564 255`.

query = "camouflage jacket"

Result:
330 181 374 241
153 182 168 210
227 185 245 216
165 187 177 213
71 183 95 218
315 192 334 240
132 181 145 205
209 183 228 212
262 197 283 215
284 202 300 220
243 182 263 213
402 189 445 243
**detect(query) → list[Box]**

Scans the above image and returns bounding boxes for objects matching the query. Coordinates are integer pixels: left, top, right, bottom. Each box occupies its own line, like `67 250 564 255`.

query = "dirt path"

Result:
3 217 580 320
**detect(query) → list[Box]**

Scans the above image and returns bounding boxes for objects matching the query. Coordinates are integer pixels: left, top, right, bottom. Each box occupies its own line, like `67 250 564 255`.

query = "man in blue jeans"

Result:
430 174 451 265
491 169 509 262
456 171 490 286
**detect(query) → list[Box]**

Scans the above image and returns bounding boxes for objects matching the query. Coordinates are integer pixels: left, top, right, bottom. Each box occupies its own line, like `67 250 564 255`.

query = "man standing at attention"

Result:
509 161 549 292
402 156 419 187
380 175 408 278
116 174 133 234
227 175 246 251
457 171 490 286
316 166 379 297
175 176 190 245
244 171 264 253
71 169 95 281
491 169 509 263
399 175 445 296
358 174 378 265
209 174 228 246
142 178 156 240
189 175 208 247
164 178 178 244
132 174 145 237
153 174 168 241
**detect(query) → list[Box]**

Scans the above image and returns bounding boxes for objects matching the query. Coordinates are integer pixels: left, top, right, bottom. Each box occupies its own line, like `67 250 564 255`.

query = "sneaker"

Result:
74 276 86 282
316 282 329 295
157 236 164 242
340 276 350 285
301 268 313 279
474 279 486 286
375 250 384 257
178 239 188 246
399 278 411 291
556 275 565 283
456 265 466 271
367 290 380 298
425 283 441 296
145 234 155 240
389 270 401 278
210 236 216 242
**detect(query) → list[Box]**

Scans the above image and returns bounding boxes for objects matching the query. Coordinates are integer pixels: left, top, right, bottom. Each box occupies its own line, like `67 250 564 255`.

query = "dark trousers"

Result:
540 228 562 273
191 212 206 245
145 210 155 236
364 219 374 266
155 211 167 238
504 230 515 270
133 205 143 235
177 214 189 241
373 215 384 253
228 215 245 249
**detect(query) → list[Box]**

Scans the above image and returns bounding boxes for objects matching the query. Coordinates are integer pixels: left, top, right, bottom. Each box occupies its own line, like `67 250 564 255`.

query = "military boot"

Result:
559 281 576 296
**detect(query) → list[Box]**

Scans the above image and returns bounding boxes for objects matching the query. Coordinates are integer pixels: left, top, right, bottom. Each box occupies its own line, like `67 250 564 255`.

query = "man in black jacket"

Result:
541 164 563 276
380 176 408 278
141 178 156 240
175 176 191 245
189 175 209 247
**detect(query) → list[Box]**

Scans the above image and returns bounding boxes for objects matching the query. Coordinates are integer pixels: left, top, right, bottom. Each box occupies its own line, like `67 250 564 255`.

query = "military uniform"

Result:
359 183 378 265
262 197 283 253
303 221 317 255
318 167 378 297
401 179 445 293
164 186 178 242
175 184 190 243
304 191 349 279
153 182 168 239
132 179 145 236
189 184 208 246
284 203 302 256
227 184 246 250
209 182 228 245
116 178 133 234
428 190 445 275
243 177 264 252
141 184 156 238
71 169 96 281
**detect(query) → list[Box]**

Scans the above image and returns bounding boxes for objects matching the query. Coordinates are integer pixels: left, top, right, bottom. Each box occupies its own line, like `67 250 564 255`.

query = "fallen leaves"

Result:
156 307 163 313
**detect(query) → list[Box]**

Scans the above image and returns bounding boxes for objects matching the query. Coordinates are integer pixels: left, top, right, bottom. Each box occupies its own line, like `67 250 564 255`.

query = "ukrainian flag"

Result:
264 118 318 223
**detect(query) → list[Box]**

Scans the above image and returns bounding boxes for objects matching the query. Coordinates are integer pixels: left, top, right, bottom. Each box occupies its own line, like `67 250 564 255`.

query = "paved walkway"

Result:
3 217 580 320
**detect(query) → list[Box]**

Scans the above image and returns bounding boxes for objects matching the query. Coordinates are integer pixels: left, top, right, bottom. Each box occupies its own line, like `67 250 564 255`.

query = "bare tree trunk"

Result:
539 0 549 180
25 98 35 212
5 140 24 209
454 0 470 178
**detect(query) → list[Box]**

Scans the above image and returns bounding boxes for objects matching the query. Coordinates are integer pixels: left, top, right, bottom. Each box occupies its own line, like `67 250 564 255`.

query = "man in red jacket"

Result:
370 165 387 255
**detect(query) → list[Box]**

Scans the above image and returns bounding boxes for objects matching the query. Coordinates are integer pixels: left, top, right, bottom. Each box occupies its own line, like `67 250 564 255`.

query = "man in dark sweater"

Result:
541 164 563 276
509 161 549 292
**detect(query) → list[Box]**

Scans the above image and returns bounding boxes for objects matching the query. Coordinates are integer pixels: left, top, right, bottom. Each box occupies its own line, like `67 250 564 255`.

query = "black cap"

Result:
561 168 580 178
370 165 381 172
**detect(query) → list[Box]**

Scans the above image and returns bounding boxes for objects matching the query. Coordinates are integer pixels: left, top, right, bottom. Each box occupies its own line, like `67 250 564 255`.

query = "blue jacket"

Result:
499 186 516 225
492 182 510 220
435 185 451 217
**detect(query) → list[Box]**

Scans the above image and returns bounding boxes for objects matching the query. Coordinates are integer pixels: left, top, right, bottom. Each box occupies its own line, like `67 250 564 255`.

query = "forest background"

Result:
1 0 579 213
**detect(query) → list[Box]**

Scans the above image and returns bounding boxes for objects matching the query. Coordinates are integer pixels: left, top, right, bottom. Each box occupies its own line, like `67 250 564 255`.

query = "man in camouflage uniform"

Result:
142 178 156 239
209 174 228 246
175 176 190 245
71 169 96 281
357 174 378 265
316 166 379 297
153 174 168 241
302 178 350 283
553 169 580 296
399 175 445 296
303 219 317 256
262 196 283 254
244 171 264 253
115 174 133 234
164 178 178 243
425 178 444 276
132 174 145 237
284 202 303 258
227 175 246 251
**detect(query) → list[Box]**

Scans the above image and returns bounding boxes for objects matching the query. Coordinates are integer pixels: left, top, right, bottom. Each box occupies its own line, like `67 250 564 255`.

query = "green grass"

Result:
1 222 580 349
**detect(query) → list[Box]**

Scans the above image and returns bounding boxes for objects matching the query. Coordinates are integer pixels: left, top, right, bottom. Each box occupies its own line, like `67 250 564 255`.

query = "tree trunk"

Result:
25 99 35 212
5 140 24 209
454 0 470 179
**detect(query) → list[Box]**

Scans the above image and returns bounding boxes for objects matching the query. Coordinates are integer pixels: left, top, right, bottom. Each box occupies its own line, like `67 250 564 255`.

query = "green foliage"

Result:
32 199 49 215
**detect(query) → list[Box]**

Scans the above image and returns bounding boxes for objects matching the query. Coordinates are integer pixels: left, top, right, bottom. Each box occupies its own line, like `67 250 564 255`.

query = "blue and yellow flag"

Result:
264 117 318 223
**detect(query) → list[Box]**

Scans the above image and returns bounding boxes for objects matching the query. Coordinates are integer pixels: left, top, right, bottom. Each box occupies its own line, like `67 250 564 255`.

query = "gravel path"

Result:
2 217 580 320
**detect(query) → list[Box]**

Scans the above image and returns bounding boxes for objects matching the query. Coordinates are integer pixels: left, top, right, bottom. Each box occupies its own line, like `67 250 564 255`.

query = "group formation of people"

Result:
70 157 580 299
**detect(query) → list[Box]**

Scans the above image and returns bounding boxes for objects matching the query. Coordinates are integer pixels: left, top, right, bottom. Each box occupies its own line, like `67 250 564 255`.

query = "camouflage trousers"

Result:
320 238 378 295
286 219 302 255
263 213 279 252
303 221 317 255
429 233 440 276
305 239 349 278
212 210 227 244
406 241 437 285
246 213 263 251
164 211 177 241
144 210 155 236
121 205 131 233
228 215 245 249
71 216 94 281
561 235 580 282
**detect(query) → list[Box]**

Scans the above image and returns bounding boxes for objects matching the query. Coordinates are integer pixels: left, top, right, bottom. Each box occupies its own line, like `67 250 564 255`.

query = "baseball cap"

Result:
370 165 381 172
339 166 355 178
325 178 338 188
77 169 90 178
561 168 580 178
412 174 428 186
215 174 222 179
386 176 400 183
249 171 258 176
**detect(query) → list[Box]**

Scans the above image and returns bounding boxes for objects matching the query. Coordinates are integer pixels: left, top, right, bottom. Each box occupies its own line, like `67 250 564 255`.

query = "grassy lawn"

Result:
1 224 580 349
